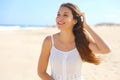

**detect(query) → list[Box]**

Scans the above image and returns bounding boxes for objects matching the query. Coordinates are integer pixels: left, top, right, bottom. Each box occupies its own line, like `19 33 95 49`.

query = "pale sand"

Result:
0 26 120 80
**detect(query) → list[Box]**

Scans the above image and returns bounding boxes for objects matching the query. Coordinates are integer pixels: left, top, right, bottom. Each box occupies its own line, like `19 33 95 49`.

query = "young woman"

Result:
37 3 111 80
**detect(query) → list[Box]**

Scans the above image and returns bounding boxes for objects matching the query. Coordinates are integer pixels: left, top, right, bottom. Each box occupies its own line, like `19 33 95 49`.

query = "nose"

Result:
57 15 64 20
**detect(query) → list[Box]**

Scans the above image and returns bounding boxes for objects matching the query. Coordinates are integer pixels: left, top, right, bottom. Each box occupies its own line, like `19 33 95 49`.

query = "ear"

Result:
73 19 77 25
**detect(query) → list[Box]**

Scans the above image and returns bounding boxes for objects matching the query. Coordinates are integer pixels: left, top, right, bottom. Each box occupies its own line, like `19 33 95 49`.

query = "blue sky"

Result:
0 0 120 26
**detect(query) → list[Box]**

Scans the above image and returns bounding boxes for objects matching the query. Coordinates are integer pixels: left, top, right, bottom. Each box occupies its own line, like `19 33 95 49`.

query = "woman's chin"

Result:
57 25 63 29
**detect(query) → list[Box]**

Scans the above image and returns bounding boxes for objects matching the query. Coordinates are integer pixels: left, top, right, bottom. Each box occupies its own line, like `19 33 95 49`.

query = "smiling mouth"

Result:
57 21 65 25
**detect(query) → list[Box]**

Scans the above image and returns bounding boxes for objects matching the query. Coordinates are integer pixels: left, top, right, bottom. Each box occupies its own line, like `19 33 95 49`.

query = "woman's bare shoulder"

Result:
44 35 51 41
43 33 59 45
40 35 52 56
43 35 52 46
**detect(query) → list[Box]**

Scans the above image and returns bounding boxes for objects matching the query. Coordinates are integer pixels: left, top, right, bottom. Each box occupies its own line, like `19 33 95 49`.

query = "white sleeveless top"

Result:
49 35 83 80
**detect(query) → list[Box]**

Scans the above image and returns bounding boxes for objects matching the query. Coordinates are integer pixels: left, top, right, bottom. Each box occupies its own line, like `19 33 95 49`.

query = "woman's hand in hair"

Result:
80 12 88 29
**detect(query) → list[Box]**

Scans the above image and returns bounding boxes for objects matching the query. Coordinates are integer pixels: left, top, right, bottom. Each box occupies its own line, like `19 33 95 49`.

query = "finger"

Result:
81 16 84 22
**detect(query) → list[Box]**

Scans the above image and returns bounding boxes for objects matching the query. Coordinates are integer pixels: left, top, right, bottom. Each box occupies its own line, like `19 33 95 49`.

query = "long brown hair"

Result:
60 3 100 65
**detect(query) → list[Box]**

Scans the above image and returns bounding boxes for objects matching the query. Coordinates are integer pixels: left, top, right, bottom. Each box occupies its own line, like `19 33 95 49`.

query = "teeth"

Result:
58 21 64 24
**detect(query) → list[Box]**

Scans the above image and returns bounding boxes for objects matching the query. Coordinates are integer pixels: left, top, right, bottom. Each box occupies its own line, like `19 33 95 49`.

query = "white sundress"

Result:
49 35 84 80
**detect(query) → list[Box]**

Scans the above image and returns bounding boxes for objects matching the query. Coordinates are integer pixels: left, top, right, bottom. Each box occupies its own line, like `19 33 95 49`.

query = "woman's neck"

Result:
59 30 75 43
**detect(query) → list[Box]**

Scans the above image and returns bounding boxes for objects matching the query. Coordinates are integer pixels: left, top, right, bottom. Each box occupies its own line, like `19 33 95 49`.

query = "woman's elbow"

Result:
106 45 112 53
37 70 45 79
104 48 111 53
101 46 112 54
37 70 42 78
37 67 44 78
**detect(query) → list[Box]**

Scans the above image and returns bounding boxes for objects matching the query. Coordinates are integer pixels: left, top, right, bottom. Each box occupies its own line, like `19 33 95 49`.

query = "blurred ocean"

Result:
0 23 119 31
0 25 50 30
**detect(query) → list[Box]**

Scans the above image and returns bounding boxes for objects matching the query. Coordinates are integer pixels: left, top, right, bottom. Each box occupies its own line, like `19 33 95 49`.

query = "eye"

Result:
63 14 68 17
57 13 60 17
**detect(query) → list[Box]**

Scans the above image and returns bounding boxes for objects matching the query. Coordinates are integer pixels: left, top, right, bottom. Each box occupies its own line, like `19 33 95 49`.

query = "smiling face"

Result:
56 7 77 31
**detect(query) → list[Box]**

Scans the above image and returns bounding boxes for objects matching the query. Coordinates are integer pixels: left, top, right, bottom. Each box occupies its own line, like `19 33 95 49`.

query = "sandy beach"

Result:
0 26 120 80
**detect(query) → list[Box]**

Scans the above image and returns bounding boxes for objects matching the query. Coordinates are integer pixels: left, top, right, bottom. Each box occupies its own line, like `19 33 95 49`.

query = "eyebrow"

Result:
57 11 69 14
64 12 69 13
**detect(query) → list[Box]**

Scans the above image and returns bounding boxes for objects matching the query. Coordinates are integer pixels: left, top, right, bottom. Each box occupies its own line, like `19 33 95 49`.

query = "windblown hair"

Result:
60 3 100 65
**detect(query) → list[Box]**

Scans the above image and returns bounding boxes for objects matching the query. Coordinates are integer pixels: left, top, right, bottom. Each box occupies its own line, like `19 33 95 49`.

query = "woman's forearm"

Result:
84 24 111 53
38 72 54 80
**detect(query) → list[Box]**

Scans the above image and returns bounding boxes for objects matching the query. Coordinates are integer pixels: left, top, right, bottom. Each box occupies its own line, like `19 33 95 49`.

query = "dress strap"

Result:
51 35 54 46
